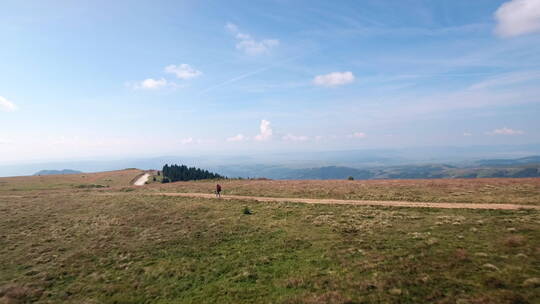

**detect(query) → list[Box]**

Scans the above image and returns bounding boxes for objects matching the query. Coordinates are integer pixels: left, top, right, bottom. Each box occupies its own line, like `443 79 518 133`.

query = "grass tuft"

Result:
243 206 253 215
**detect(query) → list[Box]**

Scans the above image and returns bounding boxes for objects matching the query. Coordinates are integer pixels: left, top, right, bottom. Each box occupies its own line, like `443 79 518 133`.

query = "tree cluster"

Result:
162 164 224 183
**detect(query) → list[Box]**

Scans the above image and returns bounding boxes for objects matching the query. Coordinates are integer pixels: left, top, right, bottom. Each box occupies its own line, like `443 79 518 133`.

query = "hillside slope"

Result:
0 169 143 192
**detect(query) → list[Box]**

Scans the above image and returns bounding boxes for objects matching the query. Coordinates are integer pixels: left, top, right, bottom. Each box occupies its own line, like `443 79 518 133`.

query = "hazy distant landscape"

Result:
14 155 540 181
2 144 540 179
33 169 83 176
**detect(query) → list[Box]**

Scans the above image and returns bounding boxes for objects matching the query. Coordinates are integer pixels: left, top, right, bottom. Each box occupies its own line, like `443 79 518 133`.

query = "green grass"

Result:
1 190 539 303
145 172 163 184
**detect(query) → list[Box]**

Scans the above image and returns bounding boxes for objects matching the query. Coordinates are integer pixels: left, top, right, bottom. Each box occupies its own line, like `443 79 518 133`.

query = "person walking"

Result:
216 184 222 198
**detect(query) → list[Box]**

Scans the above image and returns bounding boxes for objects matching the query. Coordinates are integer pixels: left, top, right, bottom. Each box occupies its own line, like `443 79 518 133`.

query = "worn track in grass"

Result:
151 192 540 210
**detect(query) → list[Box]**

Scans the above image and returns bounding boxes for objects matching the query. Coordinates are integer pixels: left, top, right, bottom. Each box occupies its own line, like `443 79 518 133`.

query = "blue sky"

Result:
1 0 540 163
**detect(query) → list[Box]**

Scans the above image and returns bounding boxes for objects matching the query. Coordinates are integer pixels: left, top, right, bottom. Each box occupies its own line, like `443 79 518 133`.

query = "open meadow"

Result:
146 177 540 206
1 171 539 303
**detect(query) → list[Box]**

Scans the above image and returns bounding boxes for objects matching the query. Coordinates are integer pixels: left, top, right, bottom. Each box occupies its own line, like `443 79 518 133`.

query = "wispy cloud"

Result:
463 132 473 136
254 120 273 141
180 137 194 144
0 96 17 112
306 23 489 40
314 71 355 87
469 71 540 90
371 87 540 122
226 22 279 55
282 134 309 142
227 134 247 142
487 127 524 135
165 64 202 79
494 0 540 37
199 55 303 95
348 132 367 139
200 66 273 95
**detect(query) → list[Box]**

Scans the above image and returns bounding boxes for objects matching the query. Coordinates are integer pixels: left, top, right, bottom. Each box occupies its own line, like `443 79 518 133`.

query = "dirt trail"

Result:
133 173 150 186
152 192 540 210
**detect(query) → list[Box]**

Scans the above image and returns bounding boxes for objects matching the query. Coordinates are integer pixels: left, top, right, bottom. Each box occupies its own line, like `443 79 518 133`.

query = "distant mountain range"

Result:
17 157 540 180
215 156 540 180
277 164 540 180
2 144 540 178
475 156 540 167
34 169 83 176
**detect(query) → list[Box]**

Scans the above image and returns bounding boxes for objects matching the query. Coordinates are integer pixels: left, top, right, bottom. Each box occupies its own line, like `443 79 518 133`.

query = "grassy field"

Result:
0 169 144 193
146 177 540 205
1 173 539 303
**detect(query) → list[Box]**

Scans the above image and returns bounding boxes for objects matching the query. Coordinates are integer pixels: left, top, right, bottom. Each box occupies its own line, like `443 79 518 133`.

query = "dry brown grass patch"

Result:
290 291 352 304
454 248 470 262
503 235 527 247
0 284 42 304
284 277 306 288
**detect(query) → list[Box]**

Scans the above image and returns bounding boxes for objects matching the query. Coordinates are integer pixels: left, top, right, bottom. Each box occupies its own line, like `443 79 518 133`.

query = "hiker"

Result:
216 184 222 198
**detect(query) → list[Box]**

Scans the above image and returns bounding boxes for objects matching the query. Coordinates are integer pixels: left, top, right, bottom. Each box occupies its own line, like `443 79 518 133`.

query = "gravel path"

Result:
133 173 150 186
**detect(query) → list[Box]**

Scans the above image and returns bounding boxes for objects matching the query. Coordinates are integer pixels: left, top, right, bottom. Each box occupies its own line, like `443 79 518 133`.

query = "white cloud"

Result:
225 22 239 33
227 134 246 142
0 96 17 112
463 132 473 136
487 127 524 135
139 78 168 89
313 71 355 87
0 138 13 144
181 137 194 144
254 120 273 141
226 22 279 55
129 64 200 90
179 137 216 145
236 39 279 56
165 64 202 80
349 132 367 139
495 0 540 37
282 134 309 142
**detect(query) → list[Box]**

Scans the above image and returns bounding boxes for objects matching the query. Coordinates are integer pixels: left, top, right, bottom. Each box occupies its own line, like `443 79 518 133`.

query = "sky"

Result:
1 0 540 164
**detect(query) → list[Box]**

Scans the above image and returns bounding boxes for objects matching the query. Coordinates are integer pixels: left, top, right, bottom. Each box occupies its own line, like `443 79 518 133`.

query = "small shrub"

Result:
243 206 252 215
161 177 170 183
347 176 354 180
74 184 106 189
484 276 506 288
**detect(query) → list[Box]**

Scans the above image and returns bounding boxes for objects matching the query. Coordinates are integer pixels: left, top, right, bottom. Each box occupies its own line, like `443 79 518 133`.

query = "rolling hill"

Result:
33 169 83 176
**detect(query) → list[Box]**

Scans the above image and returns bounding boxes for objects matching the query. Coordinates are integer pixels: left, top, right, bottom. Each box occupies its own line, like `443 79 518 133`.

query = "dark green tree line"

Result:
162 164 224 183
